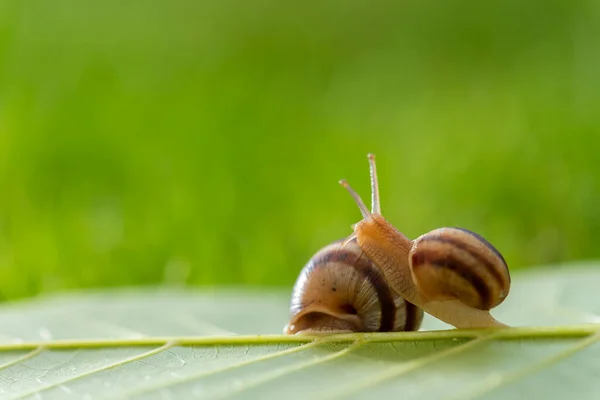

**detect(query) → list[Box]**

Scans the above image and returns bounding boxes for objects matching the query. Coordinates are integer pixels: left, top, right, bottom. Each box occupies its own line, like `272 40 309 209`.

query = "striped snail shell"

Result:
284 237 424 335
410 227 510 311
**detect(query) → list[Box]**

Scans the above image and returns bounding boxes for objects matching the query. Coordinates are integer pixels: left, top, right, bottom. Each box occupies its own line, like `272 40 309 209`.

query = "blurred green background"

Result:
0 0 599 302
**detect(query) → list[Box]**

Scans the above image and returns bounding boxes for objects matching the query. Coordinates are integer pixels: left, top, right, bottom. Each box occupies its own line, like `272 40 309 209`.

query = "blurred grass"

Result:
0 0 599 301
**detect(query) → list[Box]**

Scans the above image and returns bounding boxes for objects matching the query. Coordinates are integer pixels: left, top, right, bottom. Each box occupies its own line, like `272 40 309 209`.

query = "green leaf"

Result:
1 263 599 399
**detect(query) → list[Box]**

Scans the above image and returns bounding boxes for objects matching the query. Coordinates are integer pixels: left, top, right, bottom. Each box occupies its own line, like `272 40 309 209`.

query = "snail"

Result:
338 154 511 329
284 237 424 335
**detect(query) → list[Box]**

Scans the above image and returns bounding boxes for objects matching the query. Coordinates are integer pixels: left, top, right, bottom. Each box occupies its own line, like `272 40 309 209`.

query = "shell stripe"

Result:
411 248 493 310
315 249 398 332
403 301 421 331
418 233 508 291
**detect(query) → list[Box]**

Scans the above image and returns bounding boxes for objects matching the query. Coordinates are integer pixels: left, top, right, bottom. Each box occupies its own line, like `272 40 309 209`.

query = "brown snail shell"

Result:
285 238 423 335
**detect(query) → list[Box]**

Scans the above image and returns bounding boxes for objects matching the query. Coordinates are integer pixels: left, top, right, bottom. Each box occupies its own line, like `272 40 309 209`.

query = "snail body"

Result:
285 238 423 335
339 154 511 329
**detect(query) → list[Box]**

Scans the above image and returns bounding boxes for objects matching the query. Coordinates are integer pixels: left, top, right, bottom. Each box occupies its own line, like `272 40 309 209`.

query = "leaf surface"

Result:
0 263 599 399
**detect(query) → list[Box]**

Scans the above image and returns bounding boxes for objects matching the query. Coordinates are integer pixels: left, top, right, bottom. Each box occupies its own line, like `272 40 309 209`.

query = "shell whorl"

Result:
409 227 510 310
286 238 423 335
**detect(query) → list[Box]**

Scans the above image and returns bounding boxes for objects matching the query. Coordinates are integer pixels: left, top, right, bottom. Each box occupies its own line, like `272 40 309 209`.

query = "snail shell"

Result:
410 227 510 310
285 237 424 335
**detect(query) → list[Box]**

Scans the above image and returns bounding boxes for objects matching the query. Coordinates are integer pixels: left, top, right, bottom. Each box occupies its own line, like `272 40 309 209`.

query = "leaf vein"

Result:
0 347 45 372
0 324 598 352
216 341 364 399
321 333 501 400
9 342 177 399
117 340 324 398
456 331 600 400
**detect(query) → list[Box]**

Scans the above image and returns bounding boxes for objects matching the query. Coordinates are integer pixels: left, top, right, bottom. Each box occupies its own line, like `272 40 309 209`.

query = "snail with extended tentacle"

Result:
285 154 510 334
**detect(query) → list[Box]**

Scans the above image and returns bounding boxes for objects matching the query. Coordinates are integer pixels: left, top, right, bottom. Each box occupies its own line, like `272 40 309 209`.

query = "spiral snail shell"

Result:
409 227 510 311
339 154 511 329
285 237 424 335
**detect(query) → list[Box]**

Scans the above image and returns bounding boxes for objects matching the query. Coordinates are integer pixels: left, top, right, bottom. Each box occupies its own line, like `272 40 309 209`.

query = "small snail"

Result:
339 154 511 329
284 237 424 335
